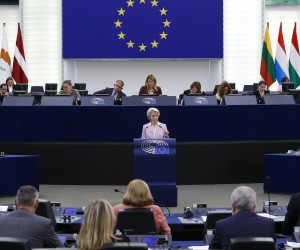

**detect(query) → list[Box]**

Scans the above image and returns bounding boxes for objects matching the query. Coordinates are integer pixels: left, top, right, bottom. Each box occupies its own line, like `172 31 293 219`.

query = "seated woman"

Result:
179 81 202 104
77 199 123 250
114 179 171 235
139 74 162 96
60 80 81 101
255 80 267 104
216 80 232 105
141 107 169 139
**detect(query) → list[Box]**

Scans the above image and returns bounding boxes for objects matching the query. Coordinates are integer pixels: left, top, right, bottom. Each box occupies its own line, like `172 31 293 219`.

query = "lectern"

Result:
133 138 177 206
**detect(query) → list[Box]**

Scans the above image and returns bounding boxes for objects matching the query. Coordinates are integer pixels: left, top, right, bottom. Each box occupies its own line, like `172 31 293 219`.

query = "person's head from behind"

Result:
258 80 266 92
6 77 14 87
0 83 8 95
145 74 157 89
15 185 39 212
123 179 154 206
230 186 256 214
114 80 124 93
190 81 201 94
281 76 289 83
77 199 117 250
62 80 73 94
146 107 160 125
217 80 231 97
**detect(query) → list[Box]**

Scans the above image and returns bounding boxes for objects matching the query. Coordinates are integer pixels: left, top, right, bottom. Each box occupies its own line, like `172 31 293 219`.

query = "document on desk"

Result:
201 216 207 222
286 241 300 248
188 246 209 250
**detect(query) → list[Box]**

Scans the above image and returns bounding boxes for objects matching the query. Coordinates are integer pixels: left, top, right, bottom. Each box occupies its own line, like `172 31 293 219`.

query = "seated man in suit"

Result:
282 192 300 235
0 185 63 249
93 80 126 100
0 83 9 96
209 186 275 250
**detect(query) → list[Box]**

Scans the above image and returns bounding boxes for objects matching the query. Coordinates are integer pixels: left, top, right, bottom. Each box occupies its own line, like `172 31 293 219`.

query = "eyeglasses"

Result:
114 84 123 90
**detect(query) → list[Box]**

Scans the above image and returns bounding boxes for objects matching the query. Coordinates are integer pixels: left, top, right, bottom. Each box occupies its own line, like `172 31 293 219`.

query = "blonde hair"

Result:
146 107 160 120
77 199 118 250
123 179 154 206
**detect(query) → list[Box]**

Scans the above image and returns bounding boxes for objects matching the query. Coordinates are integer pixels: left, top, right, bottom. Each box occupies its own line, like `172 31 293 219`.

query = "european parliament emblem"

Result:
141 140 169 154
143 97 157 104
194 97 208 105
91 98 105 105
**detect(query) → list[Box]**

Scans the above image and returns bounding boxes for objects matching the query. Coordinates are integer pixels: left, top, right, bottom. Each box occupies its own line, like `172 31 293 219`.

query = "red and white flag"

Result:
12 23 28 84
0 23 12 83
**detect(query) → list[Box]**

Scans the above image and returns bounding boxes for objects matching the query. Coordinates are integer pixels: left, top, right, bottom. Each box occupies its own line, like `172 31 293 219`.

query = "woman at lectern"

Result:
114 179 171 235
216 80 232 105
139 74 162 96
141 107 169 139
77 199 122 250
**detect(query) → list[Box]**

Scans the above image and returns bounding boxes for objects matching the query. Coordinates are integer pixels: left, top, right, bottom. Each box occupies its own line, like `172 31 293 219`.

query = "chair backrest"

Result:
35 199 57 230
205 210 232 230
0 237 30 250
243 85 253 92
230 237 275 250
213 85 219 95
102 243 147 250
115 208 156 235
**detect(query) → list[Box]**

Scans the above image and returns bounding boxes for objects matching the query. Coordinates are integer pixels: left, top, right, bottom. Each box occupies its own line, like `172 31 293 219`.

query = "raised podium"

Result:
133 138 177 206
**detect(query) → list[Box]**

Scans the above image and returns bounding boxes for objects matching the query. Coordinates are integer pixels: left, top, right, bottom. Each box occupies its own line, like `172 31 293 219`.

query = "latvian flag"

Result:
12 23 28 84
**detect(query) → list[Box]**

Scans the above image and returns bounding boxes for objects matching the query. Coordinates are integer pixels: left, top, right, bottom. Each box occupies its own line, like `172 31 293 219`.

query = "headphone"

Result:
183 206 193 218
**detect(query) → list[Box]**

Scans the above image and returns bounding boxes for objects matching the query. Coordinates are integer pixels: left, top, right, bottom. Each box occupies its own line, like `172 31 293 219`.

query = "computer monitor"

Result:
13 84 28 95
45 83 58 91
115 208 156 235
74 83 86 90
229 83 235 89
282 82 295 92
35 199 57 230
253 83 259 91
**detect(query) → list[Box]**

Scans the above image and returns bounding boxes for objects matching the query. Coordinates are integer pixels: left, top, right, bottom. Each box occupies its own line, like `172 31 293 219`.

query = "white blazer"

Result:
141 122 169 139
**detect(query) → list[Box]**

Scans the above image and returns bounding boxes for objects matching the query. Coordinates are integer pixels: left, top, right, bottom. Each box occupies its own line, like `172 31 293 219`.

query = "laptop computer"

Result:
224 95 257 105
122 96 176 106
264 94 295 104
80 96 114 106
1 96 34 106
40 96 74 106
183 95 218 105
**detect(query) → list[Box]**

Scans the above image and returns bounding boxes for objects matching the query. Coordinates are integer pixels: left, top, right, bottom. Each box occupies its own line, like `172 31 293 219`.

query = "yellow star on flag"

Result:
151 0 158 6
163 19 171 27
114 20 122 28
139 43 147 51
159 8 168 15
118 32 126 39
160 31 168 39
127 40 135 48
140 0 145 3
127 0 134 7
118 8 126 16
151 40 159 48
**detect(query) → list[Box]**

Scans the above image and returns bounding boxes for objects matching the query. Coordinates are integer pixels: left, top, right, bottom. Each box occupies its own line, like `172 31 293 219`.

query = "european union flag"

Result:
63 0 223 59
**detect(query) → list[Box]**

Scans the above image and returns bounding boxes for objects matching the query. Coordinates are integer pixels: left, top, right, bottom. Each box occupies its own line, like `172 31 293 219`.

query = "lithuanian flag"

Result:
260 24 276 88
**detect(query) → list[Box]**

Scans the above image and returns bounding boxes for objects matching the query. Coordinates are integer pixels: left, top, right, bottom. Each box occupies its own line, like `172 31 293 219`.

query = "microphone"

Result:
158 125 169 139
114 188 171 216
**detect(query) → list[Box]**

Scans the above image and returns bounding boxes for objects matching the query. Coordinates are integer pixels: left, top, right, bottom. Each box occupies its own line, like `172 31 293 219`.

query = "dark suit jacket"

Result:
282 192 300 235
255 90 265 104
209 210 275 250
139 85 162 96
94 87 126 99
0 208 63 249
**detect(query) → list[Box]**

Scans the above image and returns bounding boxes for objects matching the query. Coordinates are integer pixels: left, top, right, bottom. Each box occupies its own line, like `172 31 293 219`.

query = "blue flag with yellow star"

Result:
63 0 223 58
